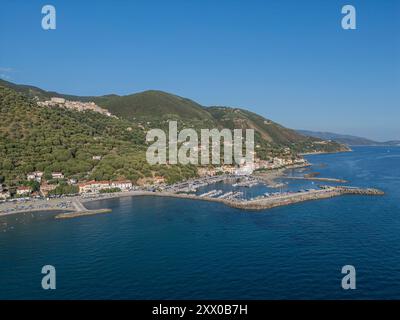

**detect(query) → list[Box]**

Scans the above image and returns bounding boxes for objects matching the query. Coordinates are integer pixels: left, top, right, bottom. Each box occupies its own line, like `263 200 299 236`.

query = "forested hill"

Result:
0 86 198 185
0 79 348 151
0 82 349 186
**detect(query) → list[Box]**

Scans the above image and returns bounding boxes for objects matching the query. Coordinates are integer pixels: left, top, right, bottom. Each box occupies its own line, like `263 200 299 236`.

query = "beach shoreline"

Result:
0 160 383 218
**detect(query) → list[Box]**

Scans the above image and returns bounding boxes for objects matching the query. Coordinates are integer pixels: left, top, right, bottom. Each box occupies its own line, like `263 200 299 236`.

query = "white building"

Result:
16 186 32 196
235 164 254 176
27 171 43 182
51 97 66 104
78 181 111 194
111 180 132 191
51 172 64 179
0 191 10 200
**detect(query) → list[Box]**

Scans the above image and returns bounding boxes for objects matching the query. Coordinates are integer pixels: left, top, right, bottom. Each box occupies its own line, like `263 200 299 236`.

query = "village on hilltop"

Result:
37 97 114 117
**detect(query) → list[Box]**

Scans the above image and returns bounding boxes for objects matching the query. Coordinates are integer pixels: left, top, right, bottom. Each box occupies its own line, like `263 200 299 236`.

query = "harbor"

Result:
0 170 386 218
48 185 385 218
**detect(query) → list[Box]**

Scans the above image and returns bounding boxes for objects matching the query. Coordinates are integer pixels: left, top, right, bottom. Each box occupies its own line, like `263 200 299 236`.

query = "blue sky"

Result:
0 0 399 140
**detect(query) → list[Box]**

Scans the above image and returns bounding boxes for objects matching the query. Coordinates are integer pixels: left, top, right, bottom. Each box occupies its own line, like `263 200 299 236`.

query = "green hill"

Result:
207 107 347 155
0 80 349 188
94 90 216 123
0 80 348 153
0 86 198 186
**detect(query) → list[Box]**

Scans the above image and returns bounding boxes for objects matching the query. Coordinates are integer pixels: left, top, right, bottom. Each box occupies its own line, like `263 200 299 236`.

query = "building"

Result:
78 181 111 194
92 155 102 161
51 97 66 104
0 191 10 200
38 97 113 117
27 173 36 181
68 178 77 185
111 180 133 190
0 185 10 200
218 165 236 174
40 183 57 196
51 172 64 179
235 163 254 176
152 176 165 185
197 167 217 177
16 186 32 196
27 171 44 182
78 180 134 193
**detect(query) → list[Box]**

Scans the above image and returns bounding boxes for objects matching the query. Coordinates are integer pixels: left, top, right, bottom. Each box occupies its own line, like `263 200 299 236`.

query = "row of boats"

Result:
199 189 244 201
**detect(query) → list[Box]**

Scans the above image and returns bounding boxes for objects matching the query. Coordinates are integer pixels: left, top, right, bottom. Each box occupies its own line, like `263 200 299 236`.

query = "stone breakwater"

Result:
0 187 385 218
87 187 383 213
226 186 384 211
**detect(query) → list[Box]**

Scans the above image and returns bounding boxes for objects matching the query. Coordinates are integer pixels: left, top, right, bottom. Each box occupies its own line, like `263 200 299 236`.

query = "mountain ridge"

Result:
0 80 349 167
297 130 400 146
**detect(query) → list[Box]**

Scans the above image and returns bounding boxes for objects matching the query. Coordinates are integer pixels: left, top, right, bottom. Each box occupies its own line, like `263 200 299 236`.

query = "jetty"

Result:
284 176 348 183
54 200 111 219
0 185 385 219
228 186 384 210
104 186 384 212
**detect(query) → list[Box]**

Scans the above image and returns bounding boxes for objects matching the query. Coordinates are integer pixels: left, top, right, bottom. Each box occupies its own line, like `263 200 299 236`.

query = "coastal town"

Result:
0 156 308 201
0 155 385 219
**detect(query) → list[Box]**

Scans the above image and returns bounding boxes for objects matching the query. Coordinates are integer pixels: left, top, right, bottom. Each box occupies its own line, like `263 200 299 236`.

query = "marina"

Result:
0 168 386 218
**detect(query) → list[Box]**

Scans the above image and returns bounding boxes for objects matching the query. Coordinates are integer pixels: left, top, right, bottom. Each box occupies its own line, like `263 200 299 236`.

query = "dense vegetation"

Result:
0 81 348 188
0 86 198 186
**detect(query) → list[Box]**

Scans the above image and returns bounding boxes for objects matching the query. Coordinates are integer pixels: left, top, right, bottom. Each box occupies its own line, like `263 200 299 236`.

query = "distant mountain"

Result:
297 130 400 146
207 107 347 154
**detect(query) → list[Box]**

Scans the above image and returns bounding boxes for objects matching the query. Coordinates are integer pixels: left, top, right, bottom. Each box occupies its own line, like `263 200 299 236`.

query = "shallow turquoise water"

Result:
0 147 399 299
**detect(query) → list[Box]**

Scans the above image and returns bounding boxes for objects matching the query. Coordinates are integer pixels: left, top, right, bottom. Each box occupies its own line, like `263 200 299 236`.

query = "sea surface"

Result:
1 146 399 299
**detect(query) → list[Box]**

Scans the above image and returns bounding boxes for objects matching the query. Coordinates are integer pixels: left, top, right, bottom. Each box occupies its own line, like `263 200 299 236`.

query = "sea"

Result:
0 146 399 299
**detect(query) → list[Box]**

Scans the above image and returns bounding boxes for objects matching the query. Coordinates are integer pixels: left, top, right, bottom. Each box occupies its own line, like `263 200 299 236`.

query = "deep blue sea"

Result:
1 147 399 299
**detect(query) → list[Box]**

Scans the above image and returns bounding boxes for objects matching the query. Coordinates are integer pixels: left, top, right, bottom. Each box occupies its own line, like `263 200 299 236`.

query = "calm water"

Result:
1 147 400 299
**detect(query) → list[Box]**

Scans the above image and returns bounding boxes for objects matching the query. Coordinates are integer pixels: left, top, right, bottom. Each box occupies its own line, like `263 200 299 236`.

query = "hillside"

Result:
0 86 198 186
0 80 348 156
208 107 348 157
297 130 400 146
0 78 94 102
94 90 216 123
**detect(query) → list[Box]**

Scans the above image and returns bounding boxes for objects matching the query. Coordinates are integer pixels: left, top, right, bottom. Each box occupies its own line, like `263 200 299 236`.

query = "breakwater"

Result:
227 186 384 210
55 208 112 219
1 186 385 219
284 177 348 183
89 187 384 213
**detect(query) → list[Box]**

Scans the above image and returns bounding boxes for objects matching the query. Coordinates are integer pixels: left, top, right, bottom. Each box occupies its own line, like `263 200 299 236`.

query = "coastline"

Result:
0 157 383 218
0 185 384 218
298 148 352 156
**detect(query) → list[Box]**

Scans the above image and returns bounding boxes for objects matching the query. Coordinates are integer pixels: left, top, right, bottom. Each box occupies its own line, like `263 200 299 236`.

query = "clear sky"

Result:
1 0 399 141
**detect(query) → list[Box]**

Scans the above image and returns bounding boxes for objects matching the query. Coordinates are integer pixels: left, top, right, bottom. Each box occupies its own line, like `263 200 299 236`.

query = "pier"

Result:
54 200 111 219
